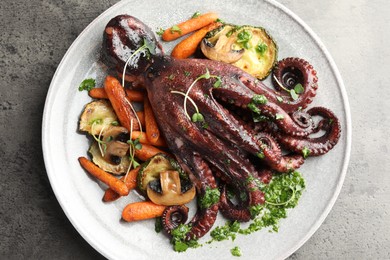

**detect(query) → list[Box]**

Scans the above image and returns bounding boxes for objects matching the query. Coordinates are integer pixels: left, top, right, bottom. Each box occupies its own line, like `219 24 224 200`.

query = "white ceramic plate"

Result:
42 0 351 259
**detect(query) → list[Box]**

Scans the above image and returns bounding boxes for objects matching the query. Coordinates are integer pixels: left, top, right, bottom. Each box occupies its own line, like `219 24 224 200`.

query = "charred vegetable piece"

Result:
202 24 278 79
147 170 196 206
136 154 190 196
200 34 244 63
88 141 130 175
79 100 118 135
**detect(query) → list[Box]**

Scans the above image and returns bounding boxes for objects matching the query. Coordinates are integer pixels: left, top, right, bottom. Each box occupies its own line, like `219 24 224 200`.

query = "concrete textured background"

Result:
0 0 389 259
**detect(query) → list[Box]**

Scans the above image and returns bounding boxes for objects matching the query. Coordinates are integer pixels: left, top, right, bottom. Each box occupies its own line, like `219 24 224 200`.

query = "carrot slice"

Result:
78 157 129 196
104 76 140 131
144 98 160 145
134 144 166 161
103 167 140 202
122 201 166 222
162 12 219 42
171 22 222 59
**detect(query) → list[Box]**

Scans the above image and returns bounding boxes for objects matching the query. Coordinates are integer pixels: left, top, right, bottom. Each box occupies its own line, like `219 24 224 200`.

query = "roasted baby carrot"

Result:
103 167 140 202
122 201 166 222
78 157 129 196
125 89 145 102
162 12 219 42
171 22 222 59
104 76 140 131
136 111 145 128
134 144 166 161
89 87 144 102
89 88 108 99
131 131 166 147
144 98 160 145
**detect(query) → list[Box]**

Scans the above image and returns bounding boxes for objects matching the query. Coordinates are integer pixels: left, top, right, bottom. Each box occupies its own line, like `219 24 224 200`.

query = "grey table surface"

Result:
1 0 389 259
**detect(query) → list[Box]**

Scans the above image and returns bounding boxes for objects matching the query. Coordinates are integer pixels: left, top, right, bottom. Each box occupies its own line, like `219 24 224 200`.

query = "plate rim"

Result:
42 0 352 259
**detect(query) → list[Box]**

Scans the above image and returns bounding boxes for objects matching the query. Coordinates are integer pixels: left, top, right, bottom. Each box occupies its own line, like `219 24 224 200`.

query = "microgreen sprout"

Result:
273 74 304 101
90 120 107 157
121 39 155 179
124 119 142 182
171 68 221 123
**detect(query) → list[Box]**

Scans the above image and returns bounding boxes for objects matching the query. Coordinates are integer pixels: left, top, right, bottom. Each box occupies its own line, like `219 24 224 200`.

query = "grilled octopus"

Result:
102 15 341 240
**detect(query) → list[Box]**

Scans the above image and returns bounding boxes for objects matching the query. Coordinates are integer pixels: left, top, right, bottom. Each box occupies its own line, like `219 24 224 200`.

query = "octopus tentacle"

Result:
213 88 313 136
275 107 341 156
184 154 219 240
219 185 251 222
255 132 303 172
272 57 318 112
162 205 189 234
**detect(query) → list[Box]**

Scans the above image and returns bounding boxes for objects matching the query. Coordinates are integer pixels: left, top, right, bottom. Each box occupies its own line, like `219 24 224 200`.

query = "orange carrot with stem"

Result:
171 22 222 59
103 167 140 202
144 98 160 145
78 157 129 196
162 12 219 42
122 201 166 222
104 76 140 131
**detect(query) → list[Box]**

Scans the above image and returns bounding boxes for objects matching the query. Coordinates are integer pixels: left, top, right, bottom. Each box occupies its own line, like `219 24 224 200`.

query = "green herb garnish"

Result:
256 42 267 55
199 187 220 209
275 113 284 120
209 171 306 239
155 217 163 233
302 146 310 158
210 221 240 242
171 224 201 252
78 78 96 91
237 29 252 49
231 246 242 257
252 94 268 105
156 27 164 36
294 83 304 94
192 11 201 18
247 103 261 114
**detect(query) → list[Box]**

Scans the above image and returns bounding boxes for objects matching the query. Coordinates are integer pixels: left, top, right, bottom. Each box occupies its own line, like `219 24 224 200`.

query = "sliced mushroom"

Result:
146 170 196 206
102 126 130 165
200 35 244 64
